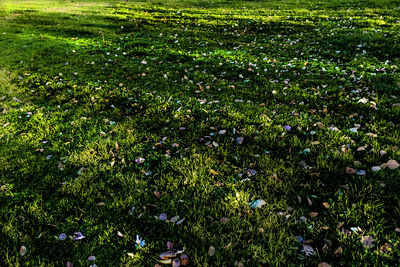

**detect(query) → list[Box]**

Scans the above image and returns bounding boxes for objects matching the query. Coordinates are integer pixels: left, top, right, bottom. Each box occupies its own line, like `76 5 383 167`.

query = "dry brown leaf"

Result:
309 212 318 218
19 246 27 256
307 197 313 206
180 254 189 266
208 246 215 256
361 236 374 248
346 167 356 174
322 202 330 209
387 159 400 169
334 246 343 255
318 262 331 267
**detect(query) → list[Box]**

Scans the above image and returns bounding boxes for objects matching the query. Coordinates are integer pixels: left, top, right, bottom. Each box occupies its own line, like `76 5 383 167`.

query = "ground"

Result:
0 0 400 266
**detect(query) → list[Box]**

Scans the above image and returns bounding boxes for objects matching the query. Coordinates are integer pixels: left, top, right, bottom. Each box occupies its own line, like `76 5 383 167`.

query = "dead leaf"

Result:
180 254 189 266
322 202 330 209
318 263 331 267
19 246 27 256
361 236 374 248
172 259 180 267
160 251 176 260
346 167 356 174
302 244 316 256
236 137 244 144
208 246 215 256
309 212 318 218
158 259 172 264
387 159 400 169
333 246 343 255
337 222 344 229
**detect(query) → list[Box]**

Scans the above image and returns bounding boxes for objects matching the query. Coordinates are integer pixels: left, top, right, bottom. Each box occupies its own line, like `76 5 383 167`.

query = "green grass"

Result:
0 0 400 265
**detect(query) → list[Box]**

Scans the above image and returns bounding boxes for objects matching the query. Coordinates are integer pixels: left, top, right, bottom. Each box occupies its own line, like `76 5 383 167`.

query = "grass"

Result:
0 0 400 265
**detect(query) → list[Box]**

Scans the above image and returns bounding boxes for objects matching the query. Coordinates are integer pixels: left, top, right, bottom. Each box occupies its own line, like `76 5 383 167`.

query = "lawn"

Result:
0 0 400 266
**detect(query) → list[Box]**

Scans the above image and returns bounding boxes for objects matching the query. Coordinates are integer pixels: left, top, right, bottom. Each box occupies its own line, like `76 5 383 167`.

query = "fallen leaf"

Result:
135 157 145 164
170 216 180 223
334 246 343 255
361 236 374 248
302 244 316 256
73 232 85 241
318 263 331 267
309 212 318 218
58 233 67 240
371 166 381 172
356 170 366 176
322 202 330 209
167 241 173 250
159 259 172 264
154 191 161 199
176 218 185 225
346 167 356 174
387 159 400 169
350 227 362 233
19 246 27 256
160 251 176 259
250 199 266 209
208 246 215 256
236 137 244 144
180 253 189 265
172 259 180 267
